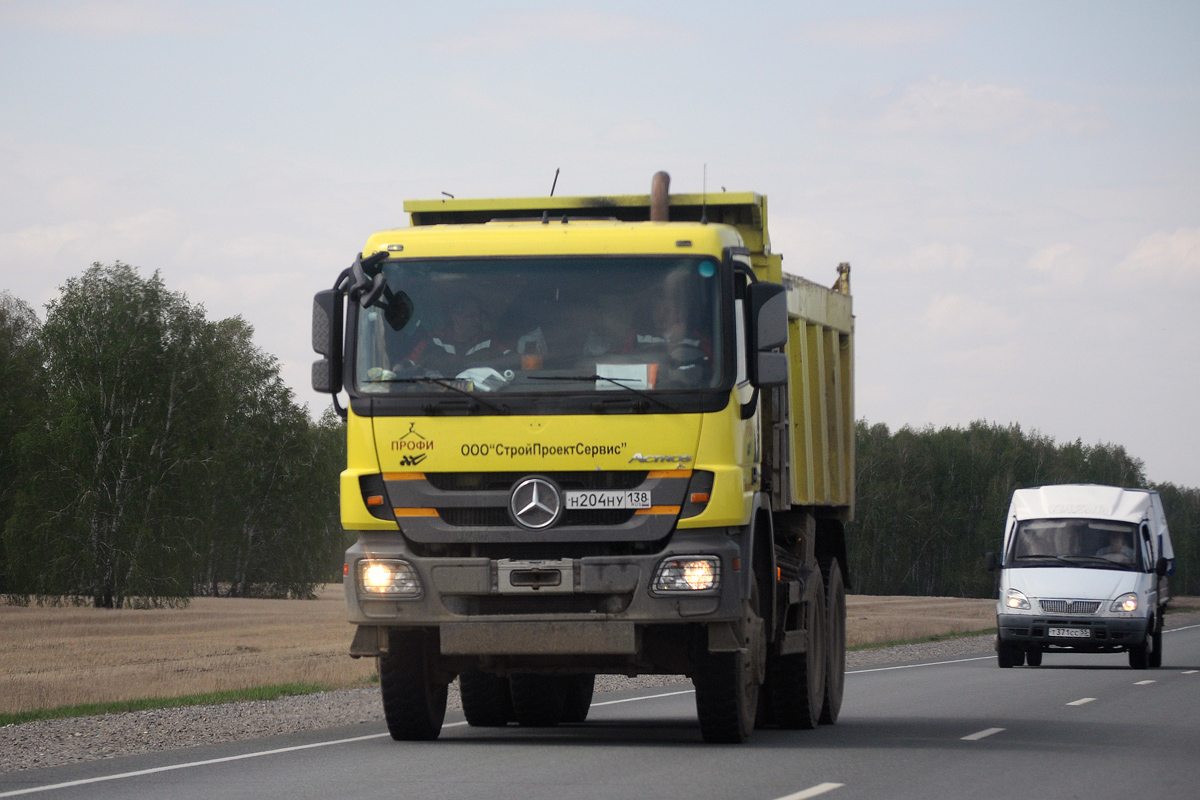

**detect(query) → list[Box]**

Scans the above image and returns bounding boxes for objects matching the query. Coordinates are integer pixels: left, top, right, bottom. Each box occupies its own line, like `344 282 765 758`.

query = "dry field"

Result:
15 586 1184 716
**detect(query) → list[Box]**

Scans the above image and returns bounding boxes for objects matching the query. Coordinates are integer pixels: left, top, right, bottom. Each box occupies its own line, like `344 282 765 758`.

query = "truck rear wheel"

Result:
766 568 826 730
561 674 596 723
510 675 565 727
379 631 448 741
820 559 845 725
459 670 513 727
694 585 765 743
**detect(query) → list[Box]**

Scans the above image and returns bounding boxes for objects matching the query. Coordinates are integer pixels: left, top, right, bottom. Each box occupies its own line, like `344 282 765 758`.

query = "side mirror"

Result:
985 552 998 573
312 289 343 394
747 281 787 387
1156 557 1168 577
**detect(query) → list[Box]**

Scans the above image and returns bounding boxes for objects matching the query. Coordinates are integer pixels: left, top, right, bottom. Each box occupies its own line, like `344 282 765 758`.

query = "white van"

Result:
987 484 1175 669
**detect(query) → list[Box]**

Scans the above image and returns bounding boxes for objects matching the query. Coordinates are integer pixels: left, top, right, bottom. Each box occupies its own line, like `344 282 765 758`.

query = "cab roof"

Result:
1009 484 1156 525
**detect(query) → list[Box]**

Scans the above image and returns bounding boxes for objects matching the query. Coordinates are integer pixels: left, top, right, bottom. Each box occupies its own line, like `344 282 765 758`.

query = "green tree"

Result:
0 292 45 593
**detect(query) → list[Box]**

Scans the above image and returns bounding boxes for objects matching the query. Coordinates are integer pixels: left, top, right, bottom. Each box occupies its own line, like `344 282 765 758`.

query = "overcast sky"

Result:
2 1 1198 486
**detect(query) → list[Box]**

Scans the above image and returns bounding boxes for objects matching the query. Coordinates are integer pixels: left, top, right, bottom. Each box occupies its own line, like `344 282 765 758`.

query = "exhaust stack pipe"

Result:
650 171 670 222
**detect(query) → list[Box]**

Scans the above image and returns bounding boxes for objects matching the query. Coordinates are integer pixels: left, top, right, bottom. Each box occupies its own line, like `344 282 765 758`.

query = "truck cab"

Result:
989 484 1175 669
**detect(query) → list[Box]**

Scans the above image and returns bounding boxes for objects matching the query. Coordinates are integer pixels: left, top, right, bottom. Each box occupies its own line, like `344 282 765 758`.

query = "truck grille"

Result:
1038 599 1101 615
437 508 636 527
426 471 648 492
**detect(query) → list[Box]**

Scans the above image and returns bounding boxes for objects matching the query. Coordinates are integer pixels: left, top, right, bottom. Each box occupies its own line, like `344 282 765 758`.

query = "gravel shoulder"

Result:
5 610 1198 775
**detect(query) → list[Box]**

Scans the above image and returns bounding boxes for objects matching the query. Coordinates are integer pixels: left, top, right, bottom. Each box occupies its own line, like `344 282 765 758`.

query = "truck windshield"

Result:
1007 518 1145 571
354 255 725 396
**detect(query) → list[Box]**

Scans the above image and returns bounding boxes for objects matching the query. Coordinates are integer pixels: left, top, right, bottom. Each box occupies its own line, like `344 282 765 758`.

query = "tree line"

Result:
847 420 1199 598
1 264 346 607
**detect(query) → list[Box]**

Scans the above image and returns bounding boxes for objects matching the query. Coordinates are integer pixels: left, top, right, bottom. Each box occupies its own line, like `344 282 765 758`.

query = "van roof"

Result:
1010 484 1155 524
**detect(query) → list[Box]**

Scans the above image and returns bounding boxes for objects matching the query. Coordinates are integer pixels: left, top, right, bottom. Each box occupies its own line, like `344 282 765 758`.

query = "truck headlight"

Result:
1005 588 1031 610
1111 593 1138 613
357 559 422 598
653 556 720 593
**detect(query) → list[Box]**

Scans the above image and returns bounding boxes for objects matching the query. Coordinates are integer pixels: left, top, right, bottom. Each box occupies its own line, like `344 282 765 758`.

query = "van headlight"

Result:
653 556 720 593
357 559 422 598
1005 588 1031 610
1111 593 1138 613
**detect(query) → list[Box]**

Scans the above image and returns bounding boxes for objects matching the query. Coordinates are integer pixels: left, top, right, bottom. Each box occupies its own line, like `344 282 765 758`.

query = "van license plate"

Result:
1049 627 1090 638
565 490 651 510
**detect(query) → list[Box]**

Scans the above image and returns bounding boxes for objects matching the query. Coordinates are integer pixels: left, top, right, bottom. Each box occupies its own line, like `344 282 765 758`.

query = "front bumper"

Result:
998 613 1150 650
344 527 748 659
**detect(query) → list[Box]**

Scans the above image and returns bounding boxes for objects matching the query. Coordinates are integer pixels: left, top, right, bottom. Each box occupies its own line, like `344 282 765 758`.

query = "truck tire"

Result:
694 584 766 743
766 569 826 730
997 640 1024 668
379 631 448 741
819 558 845 725
1025 647 1043 667
510 675 565 727
561 674 595 723
459 670 513 727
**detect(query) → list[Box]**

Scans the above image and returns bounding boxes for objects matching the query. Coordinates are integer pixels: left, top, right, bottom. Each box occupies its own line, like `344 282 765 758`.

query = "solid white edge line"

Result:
847 655 994 674
1066 697 1096 706
590 689 694 707
0 733 391 798
961 727 1005 741
774 781 845 800
1164 623 1200 634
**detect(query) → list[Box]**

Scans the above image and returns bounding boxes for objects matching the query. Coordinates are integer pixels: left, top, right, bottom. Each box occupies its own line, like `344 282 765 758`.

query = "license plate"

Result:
564 490 651 510
1049 627 1090 638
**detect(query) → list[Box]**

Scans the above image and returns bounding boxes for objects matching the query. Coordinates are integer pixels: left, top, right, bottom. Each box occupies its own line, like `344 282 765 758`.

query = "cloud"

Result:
1114 227 1200 285
0 0 260 39
879 77 1104 141
923 294 1016 337
0 210 180 263
800 15 959 48
1029 243 1090 287
898 242 973 272
429 9 667 54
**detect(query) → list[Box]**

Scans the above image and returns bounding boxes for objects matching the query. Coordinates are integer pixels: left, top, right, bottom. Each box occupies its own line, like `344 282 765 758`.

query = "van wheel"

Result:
1149 618 1163 668
459 670 512 727
379 631 448 741
1129 643 1150 669
997 640 1024 668
1025 647 1043 667
510 675 565 727
561 674 595 723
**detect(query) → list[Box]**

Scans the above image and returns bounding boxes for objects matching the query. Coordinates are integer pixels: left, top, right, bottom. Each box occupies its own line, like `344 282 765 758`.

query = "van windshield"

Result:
353 255 725 397
1007 518 1145 571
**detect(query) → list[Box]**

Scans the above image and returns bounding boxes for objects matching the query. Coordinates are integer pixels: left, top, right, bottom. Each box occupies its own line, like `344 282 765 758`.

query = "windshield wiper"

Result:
1060 555 1135 570
1012 555 1082 568
388 377 509 415
526 375 679 413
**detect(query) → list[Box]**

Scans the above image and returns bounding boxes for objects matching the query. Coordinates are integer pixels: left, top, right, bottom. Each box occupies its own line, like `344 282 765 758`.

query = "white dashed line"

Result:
774 782 845 800
1135 680 1156 685
1183 670 1198 675
961 727 1005 741
1066 697 1096 706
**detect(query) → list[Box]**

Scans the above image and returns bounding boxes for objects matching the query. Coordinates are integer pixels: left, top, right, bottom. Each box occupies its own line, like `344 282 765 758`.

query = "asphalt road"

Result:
4 623 1199 800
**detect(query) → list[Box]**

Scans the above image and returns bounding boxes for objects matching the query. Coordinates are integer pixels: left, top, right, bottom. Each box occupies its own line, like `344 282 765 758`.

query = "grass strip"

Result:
848 627 998 652
0 683 332 727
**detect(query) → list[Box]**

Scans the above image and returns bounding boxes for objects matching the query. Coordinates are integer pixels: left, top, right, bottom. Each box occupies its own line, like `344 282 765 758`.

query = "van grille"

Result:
1038 599 1101 615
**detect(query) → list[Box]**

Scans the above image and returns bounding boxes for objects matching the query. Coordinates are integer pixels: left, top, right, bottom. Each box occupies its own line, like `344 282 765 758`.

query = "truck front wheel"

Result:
379 631 448 741
510 675 566 727
694 585 766 743
459 670 513 727
561 674 596 723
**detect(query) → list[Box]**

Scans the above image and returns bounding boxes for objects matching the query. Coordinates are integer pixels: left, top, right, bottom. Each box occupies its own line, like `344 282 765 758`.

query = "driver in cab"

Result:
401 293 513 375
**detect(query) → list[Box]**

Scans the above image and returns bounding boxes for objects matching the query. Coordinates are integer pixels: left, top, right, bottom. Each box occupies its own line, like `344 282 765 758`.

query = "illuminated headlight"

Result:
357 559 422 598
653 557 720 593
1005 588 1031 610
1111 593 1138 613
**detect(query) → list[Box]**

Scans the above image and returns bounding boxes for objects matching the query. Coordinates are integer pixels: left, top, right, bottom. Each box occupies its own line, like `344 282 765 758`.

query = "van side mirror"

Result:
985 552 998 573
312 289 343 394
1156 557 1168 577
747 281 788 388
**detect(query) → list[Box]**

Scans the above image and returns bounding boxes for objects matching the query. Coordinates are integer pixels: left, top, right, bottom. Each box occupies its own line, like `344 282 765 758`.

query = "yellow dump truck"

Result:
311 173 854 743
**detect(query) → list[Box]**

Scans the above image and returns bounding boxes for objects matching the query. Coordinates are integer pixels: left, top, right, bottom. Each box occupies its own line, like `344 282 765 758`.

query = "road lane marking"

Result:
961 727 1005 741
1066 697 1096 706
774 782 845 800
1135 680 1156 685
1184 670 1198 675
591 689 694 707
1164 623 1200 634
847 655 993 674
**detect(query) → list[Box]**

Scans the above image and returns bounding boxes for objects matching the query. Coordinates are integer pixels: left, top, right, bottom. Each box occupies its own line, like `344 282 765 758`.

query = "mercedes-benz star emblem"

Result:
509 476 562 530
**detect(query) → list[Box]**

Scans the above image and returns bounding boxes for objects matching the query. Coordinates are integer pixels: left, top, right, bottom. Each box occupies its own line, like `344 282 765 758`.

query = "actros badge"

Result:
509 476 563 530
